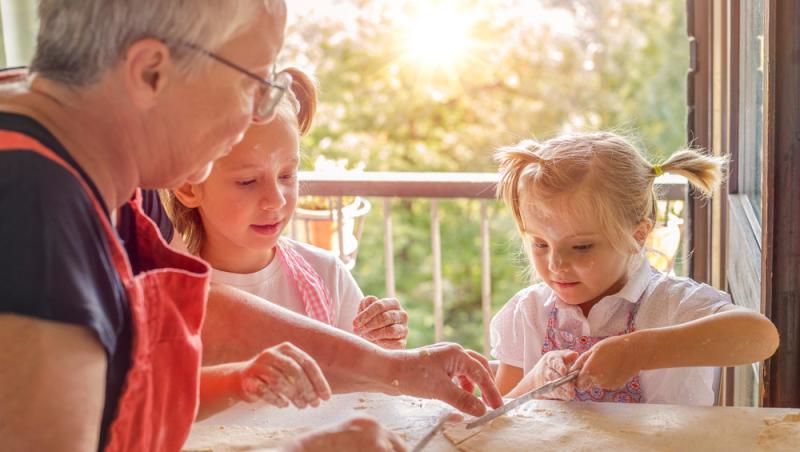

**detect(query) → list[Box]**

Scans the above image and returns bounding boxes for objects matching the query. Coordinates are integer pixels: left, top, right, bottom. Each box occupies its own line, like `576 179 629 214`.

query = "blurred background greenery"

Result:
282 0 689 351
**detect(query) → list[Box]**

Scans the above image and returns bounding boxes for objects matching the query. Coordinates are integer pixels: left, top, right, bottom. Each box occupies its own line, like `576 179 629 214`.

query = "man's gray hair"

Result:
31 0 278 86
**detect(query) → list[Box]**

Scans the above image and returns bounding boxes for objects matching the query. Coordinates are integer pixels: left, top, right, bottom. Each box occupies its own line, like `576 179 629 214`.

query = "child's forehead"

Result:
520 196 601 240
217 130 299 171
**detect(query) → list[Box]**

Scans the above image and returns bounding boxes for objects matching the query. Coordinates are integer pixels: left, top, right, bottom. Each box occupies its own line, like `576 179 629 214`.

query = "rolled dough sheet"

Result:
441 403 800 452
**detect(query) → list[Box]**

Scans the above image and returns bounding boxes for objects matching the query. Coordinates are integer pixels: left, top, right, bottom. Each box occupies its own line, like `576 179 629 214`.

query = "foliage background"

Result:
282 0 688 351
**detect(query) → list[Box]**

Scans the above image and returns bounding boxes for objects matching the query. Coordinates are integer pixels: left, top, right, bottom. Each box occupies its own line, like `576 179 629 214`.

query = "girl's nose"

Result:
548 250 568 274
259 180 286 210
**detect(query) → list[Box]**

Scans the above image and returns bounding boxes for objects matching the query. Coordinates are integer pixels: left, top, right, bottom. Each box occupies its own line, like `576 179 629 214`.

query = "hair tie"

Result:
653 165 664 177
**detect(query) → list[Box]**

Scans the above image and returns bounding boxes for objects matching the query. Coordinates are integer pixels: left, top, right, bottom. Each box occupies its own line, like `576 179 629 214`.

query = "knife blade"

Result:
465 370 579 429
411 411 459 452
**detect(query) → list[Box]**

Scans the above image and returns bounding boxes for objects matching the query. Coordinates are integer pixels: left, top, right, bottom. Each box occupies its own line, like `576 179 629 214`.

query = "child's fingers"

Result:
260 347 317 409
360 324 408 341
260 386 290 408
353 298 402 329
551 381 575 401
240 375 268 403
241 375 289 407
562 350 579 367
356 309 409 334
551 359 568 377
570 350 590 373
575 352 599 390
357 295 378 313
280 344 332 402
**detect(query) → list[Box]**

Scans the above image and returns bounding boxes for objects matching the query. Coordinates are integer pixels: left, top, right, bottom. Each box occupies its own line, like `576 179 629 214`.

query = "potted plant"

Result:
292 157 371 268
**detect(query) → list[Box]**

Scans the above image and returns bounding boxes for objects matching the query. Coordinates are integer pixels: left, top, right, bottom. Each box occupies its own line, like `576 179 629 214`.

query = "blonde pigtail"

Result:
279 67 318 136
657 149 728 198
495 140 546 232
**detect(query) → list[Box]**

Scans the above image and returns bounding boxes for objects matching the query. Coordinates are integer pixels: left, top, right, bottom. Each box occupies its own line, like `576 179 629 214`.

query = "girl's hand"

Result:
571 333 644 391
283 416 406 452
353 296 409 349
237 342 332 409
508 350 578 399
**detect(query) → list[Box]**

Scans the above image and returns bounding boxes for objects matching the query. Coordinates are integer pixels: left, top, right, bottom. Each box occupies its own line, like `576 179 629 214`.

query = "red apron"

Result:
0 131 209 451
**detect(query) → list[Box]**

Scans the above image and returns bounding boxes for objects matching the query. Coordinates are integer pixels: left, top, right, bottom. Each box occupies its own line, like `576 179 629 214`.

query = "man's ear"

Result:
173 183 204 208
634 219 654 246
123 38 173 110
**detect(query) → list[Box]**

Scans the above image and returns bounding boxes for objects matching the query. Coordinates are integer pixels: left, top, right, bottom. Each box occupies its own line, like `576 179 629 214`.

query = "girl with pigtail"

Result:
491 131 778 405
161 68 409 415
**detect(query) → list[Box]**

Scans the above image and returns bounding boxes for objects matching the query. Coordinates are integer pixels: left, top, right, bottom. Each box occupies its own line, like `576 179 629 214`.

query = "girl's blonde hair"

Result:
496 131 727 255
160 67 318 254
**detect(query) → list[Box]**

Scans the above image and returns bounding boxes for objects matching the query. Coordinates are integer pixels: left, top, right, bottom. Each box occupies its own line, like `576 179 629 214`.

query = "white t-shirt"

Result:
211 239 364 332
490 261 732 406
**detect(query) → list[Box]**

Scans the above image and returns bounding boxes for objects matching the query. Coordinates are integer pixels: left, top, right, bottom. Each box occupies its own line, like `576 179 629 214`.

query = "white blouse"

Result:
490 262 732 405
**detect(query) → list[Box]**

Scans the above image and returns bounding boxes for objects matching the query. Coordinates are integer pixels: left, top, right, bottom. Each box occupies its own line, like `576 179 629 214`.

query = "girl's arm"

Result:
197 342 332 421
495 363 524 396
574 305 779 390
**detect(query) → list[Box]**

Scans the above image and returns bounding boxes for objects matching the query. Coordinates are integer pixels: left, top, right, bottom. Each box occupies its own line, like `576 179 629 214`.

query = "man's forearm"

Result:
202 283 398 394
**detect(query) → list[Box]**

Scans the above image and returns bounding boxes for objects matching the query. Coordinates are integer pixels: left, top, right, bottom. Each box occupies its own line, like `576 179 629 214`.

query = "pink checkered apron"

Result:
275 239 336 326
541 295 644 403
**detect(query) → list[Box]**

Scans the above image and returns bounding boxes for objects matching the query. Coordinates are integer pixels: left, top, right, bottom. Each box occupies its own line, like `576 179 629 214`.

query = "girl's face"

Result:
520 195 638 312
193 116 299 272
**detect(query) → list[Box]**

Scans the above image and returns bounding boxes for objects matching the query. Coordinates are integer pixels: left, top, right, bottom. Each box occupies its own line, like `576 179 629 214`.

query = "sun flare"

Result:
402 2 474 68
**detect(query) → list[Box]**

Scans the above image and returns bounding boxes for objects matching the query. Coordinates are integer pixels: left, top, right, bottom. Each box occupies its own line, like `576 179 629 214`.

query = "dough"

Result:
442 406 800 452
182 425 310 452
757 413 800 452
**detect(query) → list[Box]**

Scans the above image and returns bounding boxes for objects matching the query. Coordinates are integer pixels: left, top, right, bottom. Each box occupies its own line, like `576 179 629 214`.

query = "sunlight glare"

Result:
403 2 473 68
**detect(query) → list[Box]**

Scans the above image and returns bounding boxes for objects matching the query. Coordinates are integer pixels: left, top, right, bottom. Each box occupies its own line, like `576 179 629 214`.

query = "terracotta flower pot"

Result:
293 197 371 261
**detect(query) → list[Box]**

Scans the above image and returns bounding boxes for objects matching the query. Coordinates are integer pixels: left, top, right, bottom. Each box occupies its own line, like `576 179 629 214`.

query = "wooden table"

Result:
184 393 800 451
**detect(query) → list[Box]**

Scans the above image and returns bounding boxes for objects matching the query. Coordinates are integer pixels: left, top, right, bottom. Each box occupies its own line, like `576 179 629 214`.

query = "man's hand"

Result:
391 343 503 417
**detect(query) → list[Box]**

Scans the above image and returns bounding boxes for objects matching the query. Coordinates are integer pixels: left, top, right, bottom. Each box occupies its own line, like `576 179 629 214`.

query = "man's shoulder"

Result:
0 150 94 212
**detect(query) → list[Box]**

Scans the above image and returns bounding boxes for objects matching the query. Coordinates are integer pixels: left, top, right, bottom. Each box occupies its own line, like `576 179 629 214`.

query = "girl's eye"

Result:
279 172 297 180
534 242 549 249
574 244 594 251
236 179 256 186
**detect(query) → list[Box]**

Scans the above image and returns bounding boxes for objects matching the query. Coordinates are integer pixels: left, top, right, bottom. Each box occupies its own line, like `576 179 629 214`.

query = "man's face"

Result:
158 1 287 188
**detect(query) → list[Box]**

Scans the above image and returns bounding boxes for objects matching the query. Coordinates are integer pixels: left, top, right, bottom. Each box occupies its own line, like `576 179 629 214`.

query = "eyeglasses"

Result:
180 41 292 121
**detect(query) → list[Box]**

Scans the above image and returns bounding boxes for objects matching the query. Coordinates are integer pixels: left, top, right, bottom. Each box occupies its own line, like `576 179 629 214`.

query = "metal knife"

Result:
411 411 458 452
465 370 579 429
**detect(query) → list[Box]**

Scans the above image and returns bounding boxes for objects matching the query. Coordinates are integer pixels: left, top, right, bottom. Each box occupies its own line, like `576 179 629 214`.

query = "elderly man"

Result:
0 1 500 451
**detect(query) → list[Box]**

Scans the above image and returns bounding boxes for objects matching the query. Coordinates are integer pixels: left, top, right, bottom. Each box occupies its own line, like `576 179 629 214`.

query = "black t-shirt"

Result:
0 112 131 450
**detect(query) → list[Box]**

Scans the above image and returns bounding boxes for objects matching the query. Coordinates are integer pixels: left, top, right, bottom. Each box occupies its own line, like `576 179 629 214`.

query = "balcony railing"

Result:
292 171 688 353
